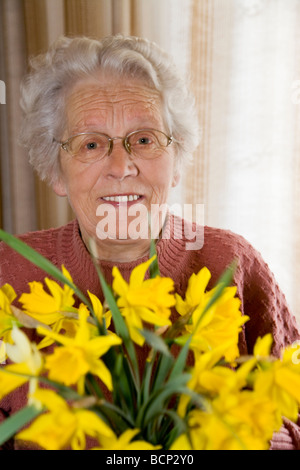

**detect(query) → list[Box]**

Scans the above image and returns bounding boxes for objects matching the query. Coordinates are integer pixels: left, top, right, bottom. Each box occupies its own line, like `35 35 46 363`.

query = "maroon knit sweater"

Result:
0 215 299 450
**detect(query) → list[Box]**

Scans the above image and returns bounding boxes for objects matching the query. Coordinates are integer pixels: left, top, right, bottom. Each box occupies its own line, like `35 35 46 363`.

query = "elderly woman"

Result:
0 35 299 450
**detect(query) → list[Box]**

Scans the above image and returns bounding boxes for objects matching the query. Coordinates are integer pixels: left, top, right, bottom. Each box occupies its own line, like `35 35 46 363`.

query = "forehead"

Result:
64 75 164 132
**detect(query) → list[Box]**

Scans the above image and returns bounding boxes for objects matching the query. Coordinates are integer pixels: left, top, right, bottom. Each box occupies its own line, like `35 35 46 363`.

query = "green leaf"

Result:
88 239 130 340
168 335 192 382
143 385 205 445
141 359 155 406
90 258 134 349
112 354 138 415
155 409 188 448
96 400 135 429
169 260 238 382
142 383 190 429
137 373 191 429
149 239 160 278
0 368 81 401
88 239 140 392
139 329 172 358
151 353 174 394
0 229 91 311
102 280 129 342
0 405 42 446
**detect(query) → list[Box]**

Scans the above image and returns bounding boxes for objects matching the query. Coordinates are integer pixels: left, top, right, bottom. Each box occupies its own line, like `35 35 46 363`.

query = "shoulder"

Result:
203 224 265 273
0 220 77 259
165 215 276 303
0 220 77 292
166 215 300 353
167 214 261 272
159 214 265 296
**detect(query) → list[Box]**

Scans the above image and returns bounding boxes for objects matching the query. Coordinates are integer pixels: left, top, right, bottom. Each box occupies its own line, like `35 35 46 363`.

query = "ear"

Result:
172 171 180 188
52 177 67 197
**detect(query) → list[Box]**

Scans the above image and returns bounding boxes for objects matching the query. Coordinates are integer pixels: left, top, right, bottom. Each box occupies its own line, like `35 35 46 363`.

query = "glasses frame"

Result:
59 128 173 161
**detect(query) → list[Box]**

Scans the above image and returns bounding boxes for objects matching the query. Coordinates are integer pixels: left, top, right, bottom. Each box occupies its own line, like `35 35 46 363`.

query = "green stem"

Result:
0 405 43 446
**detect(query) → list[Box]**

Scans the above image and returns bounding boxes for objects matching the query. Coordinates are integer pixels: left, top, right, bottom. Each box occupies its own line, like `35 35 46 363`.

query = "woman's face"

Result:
53 74 179 261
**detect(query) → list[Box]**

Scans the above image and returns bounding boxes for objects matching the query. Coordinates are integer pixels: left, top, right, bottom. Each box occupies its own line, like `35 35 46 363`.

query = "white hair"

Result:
19 35 200 185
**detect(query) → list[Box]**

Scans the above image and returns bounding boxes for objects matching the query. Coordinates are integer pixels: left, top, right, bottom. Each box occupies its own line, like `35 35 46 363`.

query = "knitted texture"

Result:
0 215 299 449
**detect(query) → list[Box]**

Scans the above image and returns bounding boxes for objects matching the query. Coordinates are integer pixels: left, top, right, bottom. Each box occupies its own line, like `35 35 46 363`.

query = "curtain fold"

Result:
186 0 300 320
23 0 74 230
65 0 113 37
0 0 37 234
184 0 215 207
112 0 132 36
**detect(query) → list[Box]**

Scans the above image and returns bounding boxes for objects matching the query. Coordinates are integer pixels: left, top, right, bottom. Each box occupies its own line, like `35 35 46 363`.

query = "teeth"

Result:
102 195 140 202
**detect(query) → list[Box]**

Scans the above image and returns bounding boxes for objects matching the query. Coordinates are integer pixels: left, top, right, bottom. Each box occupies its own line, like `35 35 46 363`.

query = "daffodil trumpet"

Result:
0 229 300 450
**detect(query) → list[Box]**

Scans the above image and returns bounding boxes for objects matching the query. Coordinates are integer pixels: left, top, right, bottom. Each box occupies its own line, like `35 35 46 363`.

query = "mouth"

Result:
100 194 144 204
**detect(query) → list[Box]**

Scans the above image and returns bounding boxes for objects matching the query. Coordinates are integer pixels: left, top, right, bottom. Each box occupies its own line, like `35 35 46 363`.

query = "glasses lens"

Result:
127 130 170 159
68 133 108 162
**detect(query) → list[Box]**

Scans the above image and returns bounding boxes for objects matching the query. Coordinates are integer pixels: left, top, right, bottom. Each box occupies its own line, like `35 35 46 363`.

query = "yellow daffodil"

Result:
0 339 6 364
253 333 273 358
18 266 76 326
37 304 122 394
170 433 192 450
254 345 300 422
40 292 111 348
37 305 100 350
175 267 211 317
0 284 17 312
177 342 256 417
0 326 43 401
94 428 161 450
176 268 247 362
112 256 175 346
88 290 112 329
181 390 281 450
0 284 21 344
37 316 83 350
16 388 114 450
0 251 292 451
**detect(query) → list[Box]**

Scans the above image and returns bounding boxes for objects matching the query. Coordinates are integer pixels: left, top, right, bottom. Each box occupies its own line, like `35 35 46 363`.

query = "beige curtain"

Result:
0 0 190 232
1 0 300 322
185 0 300 321
0 0 37 234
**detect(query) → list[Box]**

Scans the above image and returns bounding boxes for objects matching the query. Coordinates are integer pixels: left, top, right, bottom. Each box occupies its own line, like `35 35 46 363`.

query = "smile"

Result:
102 194 142 203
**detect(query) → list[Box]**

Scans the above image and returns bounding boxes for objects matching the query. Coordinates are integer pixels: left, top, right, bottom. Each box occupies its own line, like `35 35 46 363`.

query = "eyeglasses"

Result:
59 128 173 163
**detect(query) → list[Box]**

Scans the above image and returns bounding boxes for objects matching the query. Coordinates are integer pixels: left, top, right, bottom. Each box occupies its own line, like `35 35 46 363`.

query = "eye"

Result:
78 135 107 153
137 136 152 145
86 141 98 150
132 131 157 147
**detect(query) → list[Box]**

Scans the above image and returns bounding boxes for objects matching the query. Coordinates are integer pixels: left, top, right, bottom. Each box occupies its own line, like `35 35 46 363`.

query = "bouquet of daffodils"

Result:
0 229 300 450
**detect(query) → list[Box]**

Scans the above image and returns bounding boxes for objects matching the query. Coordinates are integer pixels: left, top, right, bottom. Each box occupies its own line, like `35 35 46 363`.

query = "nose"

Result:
108 136 131 156
104 139 139 180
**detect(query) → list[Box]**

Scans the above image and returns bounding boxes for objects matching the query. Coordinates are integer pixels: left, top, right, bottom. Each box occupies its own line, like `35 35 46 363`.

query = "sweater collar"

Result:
60 212 181 285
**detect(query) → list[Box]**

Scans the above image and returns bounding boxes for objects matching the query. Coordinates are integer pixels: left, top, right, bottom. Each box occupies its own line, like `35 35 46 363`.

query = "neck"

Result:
78 211 169 263
83 235 153 263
